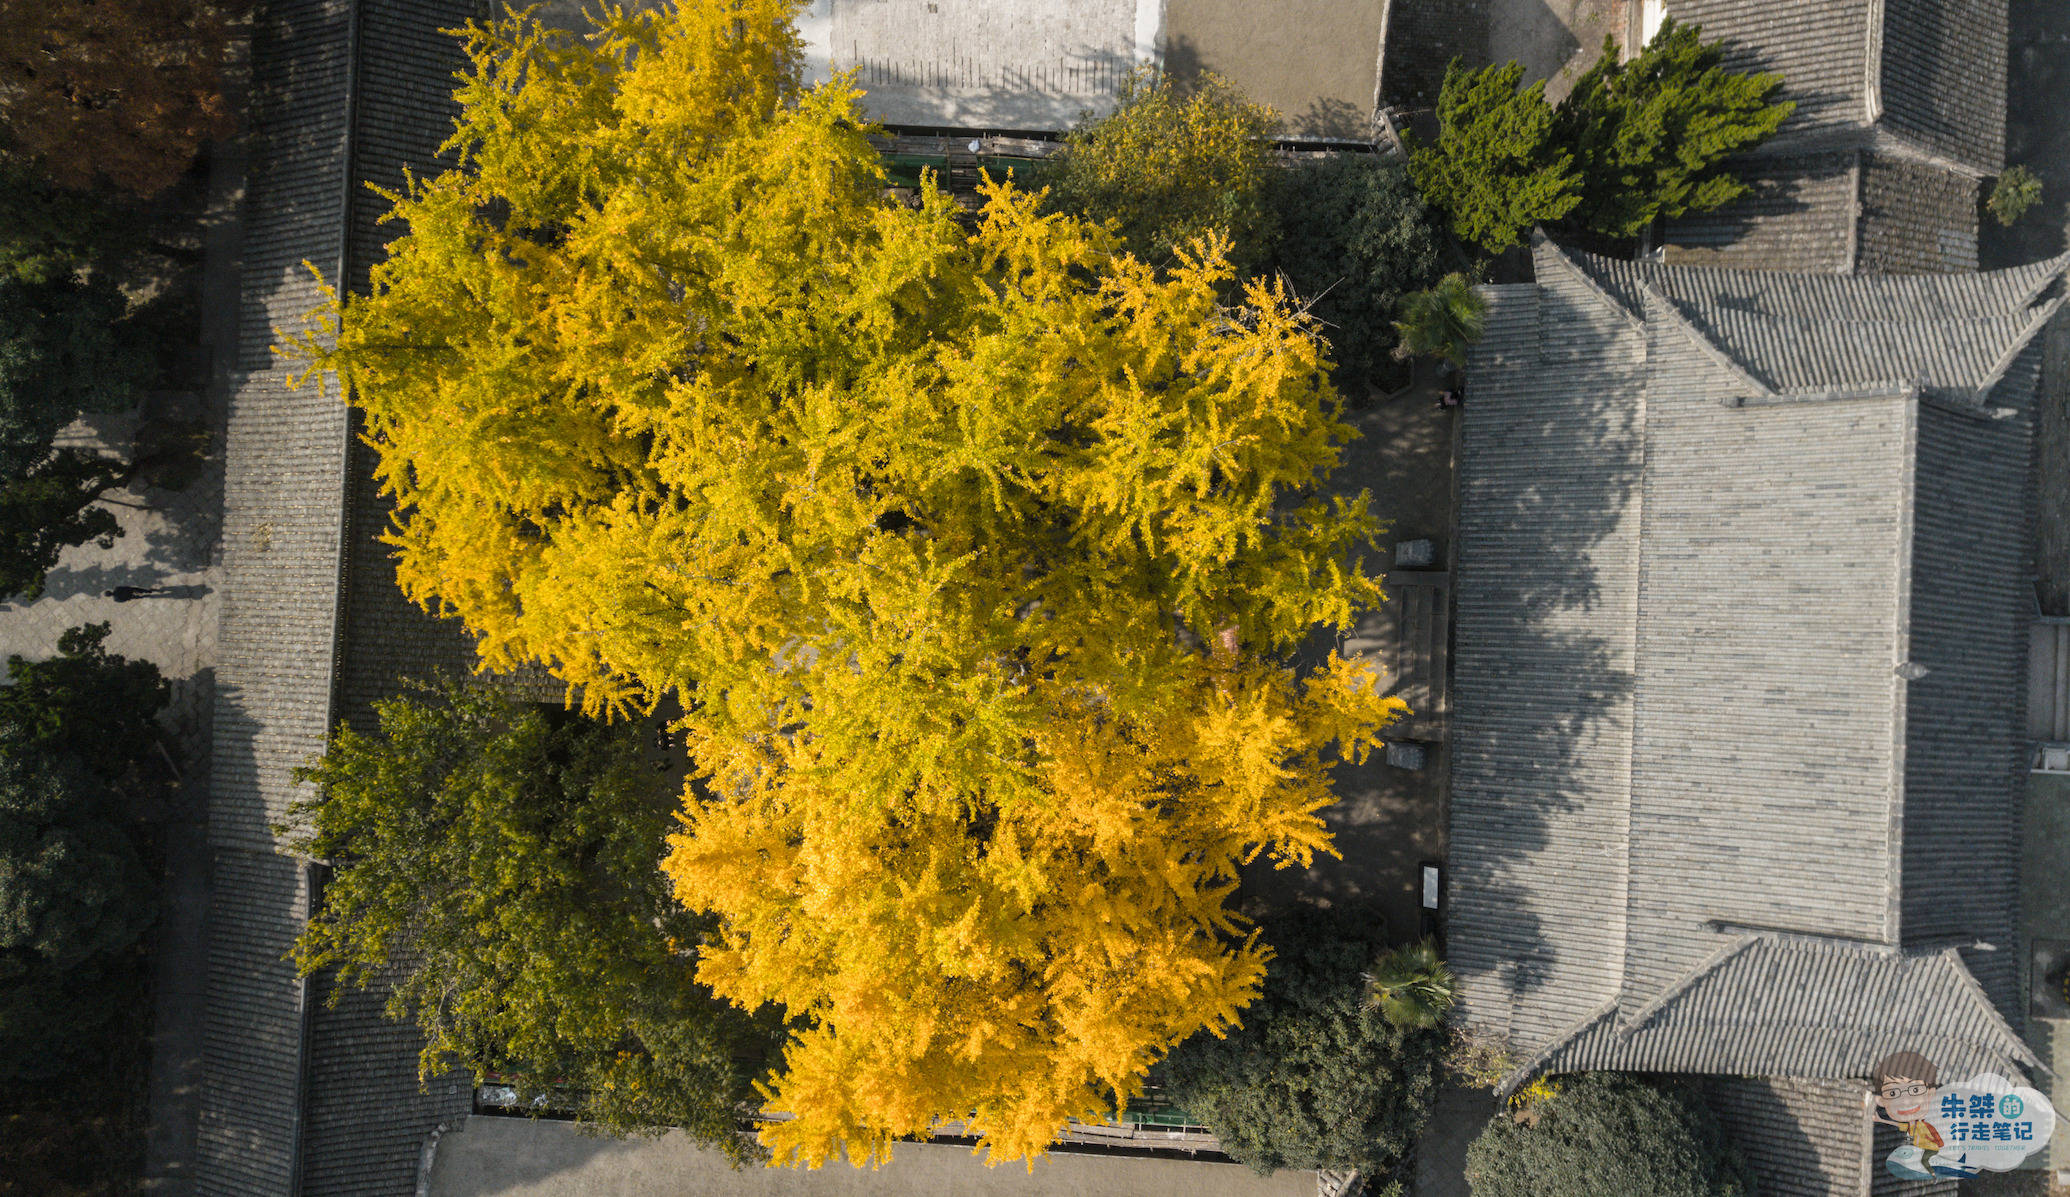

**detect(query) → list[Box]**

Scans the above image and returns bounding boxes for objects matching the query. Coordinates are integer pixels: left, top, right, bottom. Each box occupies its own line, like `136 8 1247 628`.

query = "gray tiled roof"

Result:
1664 149 1985 279
1665 0 1875 143
1703 1076 1877 1197
1529 938 2035 1082
1449 237 2065 1095
295 3 497 1193
1560 244 2066 396
200 0 356 1189
204 1 520 1193
1662 0 2004 176
1662 153 1861 275
1876 0 2006 174
1856 152 1980 275
1658 2 2006 277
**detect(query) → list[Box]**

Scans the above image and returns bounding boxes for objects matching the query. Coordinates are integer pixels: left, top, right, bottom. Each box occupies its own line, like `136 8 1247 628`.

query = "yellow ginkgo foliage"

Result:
292 0 1405 1168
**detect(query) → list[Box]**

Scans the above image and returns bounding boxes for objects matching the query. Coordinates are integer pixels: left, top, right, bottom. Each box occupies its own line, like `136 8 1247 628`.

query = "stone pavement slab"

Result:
429 1117 1317 1197
1162 0 1385 139
0 397 223 695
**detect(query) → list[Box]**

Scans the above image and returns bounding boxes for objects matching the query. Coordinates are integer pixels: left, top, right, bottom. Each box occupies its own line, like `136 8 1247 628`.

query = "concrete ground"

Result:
1489 0 1622 102
1412 1086 1495 1197
1981 0 2070 273
788 0 1392 139
1162 0 1385 139
2024 773 2070 1181
427 1117 1316 1197
2040 312 2070 618
801 0 1158 130
0 61 252 1192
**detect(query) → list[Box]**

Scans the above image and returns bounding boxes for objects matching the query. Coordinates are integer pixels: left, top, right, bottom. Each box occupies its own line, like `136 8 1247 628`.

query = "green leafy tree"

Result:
1164 905 1444 1175
0 450 129 601
0 271 154 600
1554 19 1793 238
0 750 153 975
1 623 169 776
1988 165 2043 226
1266 155 1444 388
0 623 167 1083
1465 1073 1755 1197
1363 938 1454 1030
0 272 152 476
1409 60 1583 254
1393 272 1487 369
283 677 783 1159
1043 66 1282 277
0 160 138 285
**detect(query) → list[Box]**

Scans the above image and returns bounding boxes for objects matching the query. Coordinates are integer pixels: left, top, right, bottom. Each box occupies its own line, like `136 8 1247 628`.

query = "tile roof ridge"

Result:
1723 381 1918 409
1929 946 2047 1077
1967 293 2065 407
1636 281 1778 400
1863 0 1885 126
1615 934 1760 1041
1493 1000 1619 1098
2008 250 2070 310
1530 230 1649 330
1866 126 1994 181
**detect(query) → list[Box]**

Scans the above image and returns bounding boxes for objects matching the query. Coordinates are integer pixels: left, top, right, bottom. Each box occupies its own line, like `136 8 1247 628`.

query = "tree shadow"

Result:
1438 288 1644 1025
1290 96 1371 142
1658 151 1834 262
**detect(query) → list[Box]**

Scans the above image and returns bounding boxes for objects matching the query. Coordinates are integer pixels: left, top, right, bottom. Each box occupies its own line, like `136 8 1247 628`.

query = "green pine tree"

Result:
1554 19 1794 238
1408 60 1584 254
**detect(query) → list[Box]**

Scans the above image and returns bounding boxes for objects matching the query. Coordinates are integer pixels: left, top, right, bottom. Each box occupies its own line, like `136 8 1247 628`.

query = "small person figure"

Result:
104 585 171 602
1868 1051 1947 1180
1435 388 1462 410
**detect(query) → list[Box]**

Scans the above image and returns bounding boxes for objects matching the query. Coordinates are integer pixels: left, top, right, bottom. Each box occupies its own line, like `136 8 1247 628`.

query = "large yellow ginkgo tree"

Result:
293 0 1404 1167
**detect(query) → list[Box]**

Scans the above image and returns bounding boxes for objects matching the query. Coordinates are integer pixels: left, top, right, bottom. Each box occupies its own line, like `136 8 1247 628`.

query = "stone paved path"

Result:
0 85 250 1195
0 398 224 670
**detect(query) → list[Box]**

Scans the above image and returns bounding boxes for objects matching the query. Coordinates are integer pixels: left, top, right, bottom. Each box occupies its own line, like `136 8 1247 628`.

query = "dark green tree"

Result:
1266 155 1444 388
1164 904 1443 1176
1554 20 1793 238
1465 1073 1755 1197
0 754 154 994
283 677 783 1159
0 623 167 1084
0 160 139 286
0 623 170 772
1409 60 1583 254
0 271 152 477
0 450 129 601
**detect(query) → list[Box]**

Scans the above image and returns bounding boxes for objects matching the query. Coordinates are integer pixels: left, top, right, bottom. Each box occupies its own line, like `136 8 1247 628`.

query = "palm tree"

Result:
1363 939 1455 1030
1391 272 1487 370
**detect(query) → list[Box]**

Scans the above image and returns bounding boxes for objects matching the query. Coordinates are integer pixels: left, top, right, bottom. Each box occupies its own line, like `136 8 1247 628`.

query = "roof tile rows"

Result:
1661 0 2006 275
1449 237 2065 1100
204 0 506 1192
200 0 356 1188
